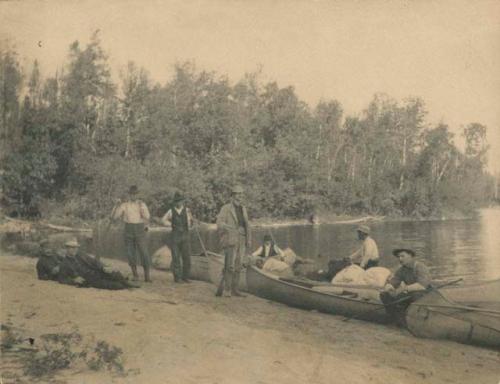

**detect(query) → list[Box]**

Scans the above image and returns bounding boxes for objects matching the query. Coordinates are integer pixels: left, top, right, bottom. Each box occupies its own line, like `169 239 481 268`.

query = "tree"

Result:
0 46 22 156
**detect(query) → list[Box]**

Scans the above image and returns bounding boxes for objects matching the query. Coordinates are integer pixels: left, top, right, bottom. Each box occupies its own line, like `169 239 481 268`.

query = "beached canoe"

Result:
406 290 500 348
441 278 500 306
189 252 247 290
189 255 211 282
206 251 247 291
246 266 391 323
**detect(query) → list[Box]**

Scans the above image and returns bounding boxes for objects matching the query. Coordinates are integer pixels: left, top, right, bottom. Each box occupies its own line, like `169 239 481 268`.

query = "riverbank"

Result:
1 253 499 384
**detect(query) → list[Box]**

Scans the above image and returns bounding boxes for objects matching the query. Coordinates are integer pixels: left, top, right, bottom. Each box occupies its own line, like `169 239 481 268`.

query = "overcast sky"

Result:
1 0 499 171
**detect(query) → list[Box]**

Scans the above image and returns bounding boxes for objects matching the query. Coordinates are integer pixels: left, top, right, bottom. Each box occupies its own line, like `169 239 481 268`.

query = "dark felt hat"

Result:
173 192 185 204
129 185 139 195
392 248 416 257
263 234 272 242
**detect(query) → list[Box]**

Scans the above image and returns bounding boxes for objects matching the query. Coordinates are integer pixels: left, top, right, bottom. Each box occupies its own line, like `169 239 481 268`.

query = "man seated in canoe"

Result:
349 225 379 269
58 238 139 290
250 235 297 277
380 248 431 325
251 235 312 266
251 234 284 265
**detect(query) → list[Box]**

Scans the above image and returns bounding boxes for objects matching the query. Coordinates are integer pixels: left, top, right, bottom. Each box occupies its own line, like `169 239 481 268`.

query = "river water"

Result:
96 207 500 283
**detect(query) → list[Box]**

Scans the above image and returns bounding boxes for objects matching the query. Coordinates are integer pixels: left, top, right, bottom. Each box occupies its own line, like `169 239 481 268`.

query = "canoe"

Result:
441 278 500 306
206 251 247 291
189 252 247 291
246 266 391 324
406 290 500 348
189 255 211 282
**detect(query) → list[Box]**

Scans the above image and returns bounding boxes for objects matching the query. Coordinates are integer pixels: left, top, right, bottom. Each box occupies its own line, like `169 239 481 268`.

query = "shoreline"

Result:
1 211 478 236
1 253 499 384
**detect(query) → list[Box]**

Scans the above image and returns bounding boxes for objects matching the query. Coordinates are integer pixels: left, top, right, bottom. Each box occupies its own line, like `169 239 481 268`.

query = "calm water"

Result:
95 207 500 283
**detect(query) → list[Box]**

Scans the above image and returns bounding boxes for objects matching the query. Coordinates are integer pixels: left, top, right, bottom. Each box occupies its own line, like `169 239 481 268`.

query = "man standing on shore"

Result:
161 192 193 283
216 185 251 297
111 185 152 282
349 225 379 269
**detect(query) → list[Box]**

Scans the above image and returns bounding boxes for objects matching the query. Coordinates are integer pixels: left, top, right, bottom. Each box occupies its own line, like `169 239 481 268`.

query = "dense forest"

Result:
0 33 496 223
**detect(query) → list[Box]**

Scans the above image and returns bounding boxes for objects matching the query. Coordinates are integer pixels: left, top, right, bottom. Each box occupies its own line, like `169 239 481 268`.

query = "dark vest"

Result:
234 203 246 228
259 243 278 258
172 207 189 233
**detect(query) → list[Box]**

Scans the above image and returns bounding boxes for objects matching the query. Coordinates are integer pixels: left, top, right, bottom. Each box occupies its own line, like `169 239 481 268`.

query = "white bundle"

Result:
331 265 365 284
151 245 172 270
262 257 294 278
282 247 297 266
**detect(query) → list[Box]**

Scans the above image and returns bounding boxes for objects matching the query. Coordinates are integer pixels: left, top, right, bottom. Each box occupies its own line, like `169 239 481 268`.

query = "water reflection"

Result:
95 208 500 283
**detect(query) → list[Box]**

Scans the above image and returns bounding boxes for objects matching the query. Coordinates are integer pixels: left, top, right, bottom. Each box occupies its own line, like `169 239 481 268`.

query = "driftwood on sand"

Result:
2 216 91 233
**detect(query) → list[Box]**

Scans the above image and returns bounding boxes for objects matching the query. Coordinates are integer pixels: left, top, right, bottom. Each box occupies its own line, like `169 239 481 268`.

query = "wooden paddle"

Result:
193 223 208 257
341 278 463 322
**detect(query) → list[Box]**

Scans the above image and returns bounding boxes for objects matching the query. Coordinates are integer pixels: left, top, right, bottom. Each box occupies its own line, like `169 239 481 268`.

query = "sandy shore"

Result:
1 253 499 384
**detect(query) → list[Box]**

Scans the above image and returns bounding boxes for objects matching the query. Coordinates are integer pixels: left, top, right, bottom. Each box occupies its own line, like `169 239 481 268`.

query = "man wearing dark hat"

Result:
349 225 379 269
36 239 64 281
251 234 284 261
216 185 251 297
380 248 431 325
161 192 194 283
111 185 152 282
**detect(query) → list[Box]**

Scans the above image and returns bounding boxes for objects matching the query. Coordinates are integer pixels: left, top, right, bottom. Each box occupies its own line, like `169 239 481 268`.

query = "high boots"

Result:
131 265 139 281
144 267 152 283
224 269 233 297
231 272 246 297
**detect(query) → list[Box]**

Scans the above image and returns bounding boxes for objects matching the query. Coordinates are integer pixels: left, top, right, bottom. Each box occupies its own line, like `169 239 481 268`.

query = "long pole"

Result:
193 224 208 257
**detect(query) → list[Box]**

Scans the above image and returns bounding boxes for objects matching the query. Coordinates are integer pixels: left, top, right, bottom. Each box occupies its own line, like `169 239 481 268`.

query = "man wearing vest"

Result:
112 185 152 282
162 192 194 283
216 185 251 297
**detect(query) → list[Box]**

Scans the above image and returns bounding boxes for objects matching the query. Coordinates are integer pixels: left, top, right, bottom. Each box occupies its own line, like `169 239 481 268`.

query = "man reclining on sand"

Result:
37 238 138 290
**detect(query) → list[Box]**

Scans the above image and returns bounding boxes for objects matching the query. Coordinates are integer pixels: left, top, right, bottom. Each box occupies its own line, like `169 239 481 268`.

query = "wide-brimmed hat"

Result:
173 192 185 204
392 248 416 257
64 238 80 248
263 234 272 242
129 185 139 195
232 185 244 194
356 225 371 235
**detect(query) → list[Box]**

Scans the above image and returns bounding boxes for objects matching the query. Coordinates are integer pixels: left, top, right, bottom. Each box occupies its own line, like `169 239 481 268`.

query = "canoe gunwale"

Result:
246 266 391 323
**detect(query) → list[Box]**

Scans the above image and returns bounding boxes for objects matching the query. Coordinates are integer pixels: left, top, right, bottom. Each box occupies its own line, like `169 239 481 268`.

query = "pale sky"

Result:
1 0 499 171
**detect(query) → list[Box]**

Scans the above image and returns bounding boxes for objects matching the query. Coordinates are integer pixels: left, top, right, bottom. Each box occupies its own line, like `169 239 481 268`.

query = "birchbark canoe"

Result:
246 266 391 323
406 289 500 348
189 251 247 291
440 278 500 306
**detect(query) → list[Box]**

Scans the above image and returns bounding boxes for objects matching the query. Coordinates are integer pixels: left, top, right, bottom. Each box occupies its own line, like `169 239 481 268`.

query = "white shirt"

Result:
350 236 379 268
113 200 150 223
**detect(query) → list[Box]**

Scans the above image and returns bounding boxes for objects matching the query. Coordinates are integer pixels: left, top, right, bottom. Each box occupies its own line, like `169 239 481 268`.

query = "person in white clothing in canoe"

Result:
349 225 379 269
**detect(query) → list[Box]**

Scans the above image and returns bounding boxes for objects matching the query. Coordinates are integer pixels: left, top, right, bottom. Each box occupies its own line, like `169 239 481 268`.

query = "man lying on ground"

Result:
54 238 138 290
36 239 64 281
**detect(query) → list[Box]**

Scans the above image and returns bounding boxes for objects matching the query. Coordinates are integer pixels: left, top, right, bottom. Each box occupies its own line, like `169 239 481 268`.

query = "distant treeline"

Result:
0 33 496 222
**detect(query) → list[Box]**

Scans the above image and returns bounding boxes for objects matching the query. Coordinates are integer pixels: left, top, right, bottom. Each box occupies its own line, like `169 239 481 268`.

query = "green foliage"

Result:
86 340 124 373
19 331 126 379
0 34 495 221
23 332 82 377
